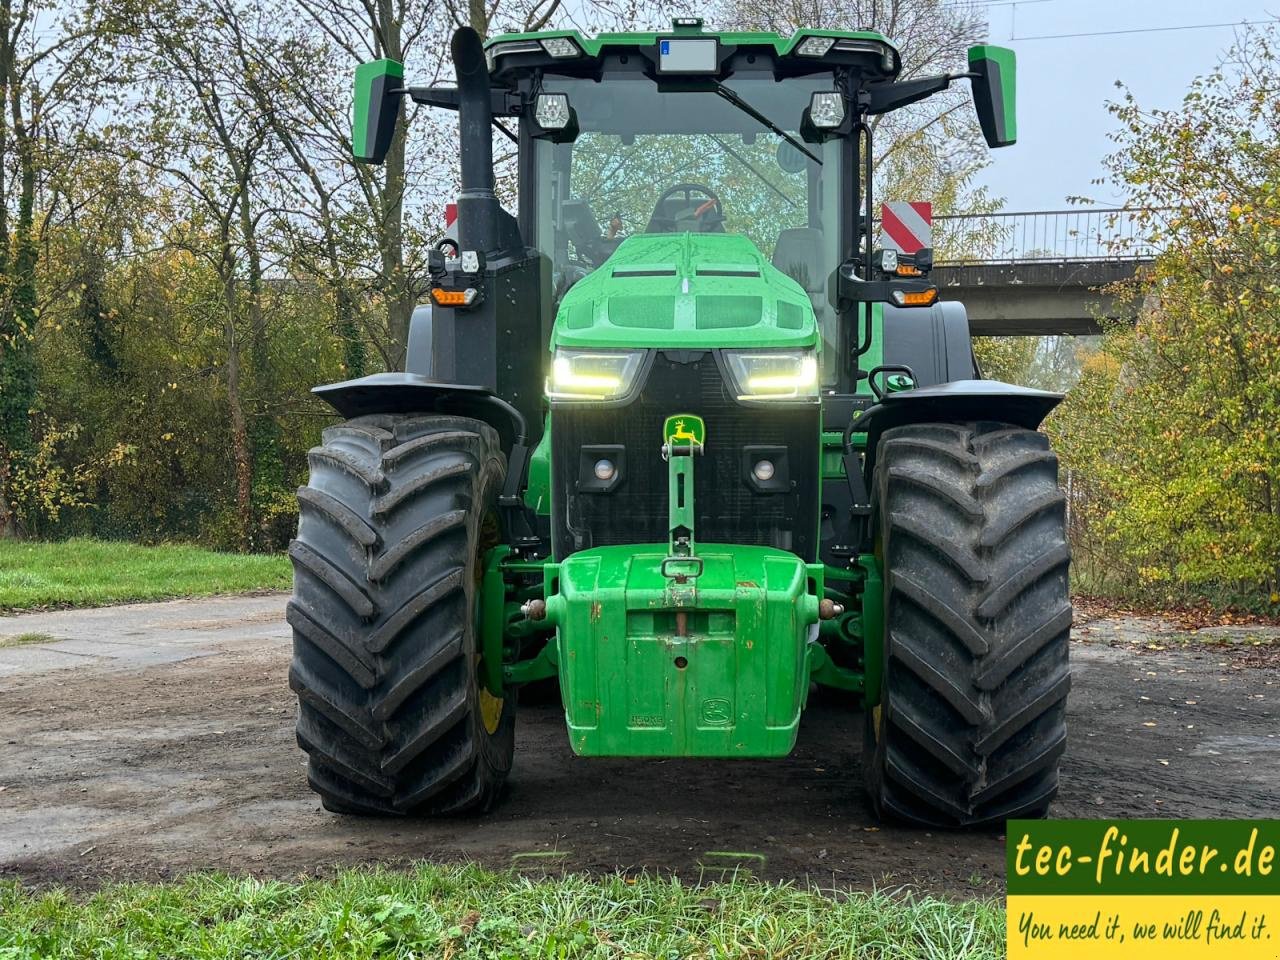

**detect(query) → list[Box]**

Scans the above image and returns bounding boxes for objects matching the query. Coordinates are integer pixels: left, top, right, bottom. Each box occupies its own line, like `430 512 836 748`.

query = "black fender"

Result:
313 373 527 454
314 372 540 548
853 379 1063 482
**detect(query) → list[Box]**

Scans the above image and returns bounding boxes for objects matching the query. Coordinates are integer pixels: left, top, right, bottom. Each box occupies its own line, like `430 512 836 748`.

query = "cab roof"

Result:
483 22 902 83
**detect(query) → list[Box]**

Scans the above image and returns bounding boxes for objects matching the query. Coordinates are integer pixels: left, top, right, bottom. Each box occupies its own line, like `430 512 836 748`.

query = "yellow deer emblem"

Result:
671 420 697 442
663 413 706 447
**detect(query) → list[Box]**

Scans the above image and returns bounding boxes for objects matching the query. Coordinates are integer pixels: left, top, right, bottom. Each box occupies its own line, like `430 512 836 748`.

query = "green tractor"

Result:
288 19 1071 827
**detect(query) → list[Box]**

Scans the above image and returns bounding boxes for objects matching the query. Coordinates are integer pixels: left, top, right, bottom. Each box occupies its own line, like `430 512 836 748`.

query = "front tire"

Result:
863 422 1071 827
288 414 514 816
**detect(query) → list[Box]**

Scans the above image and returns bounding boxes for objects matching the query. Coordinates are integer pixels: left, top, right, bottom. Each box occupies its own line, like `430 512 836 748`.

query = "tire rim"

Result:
478 687 504 735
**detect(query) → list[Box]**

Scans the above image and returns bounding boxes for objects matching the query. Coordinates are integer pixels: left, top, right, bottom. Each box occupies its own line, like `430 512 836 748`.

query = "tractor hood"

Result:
550 233 820 351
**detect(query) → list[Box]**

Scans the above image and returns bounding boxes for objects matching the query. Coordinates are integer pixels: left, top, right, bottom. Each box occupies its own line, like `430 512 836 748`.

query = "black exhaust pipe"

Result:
451 27 500 255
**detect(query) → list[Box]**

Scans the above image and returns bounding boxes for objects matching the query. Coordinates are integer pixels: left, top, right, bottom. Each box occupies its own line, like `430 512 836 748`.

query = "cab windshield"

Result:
531 71 846 381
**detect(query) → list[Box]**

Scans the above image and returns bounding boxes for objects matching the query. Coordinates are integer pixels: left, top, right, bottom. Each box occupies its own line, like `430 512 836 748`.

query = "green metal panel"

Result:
524 417 552 516
479 546 511 696
543 544 822 757
550 234 819 351
820 430 847 478
666 452 697 550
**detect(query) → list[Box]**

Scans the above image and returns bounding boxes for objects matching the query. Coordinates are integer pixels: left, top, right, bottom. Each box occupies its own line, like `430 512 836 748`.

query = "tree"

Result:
1051 28 1280 601
123 0 275 550
0 0 118 537
710 0 999 220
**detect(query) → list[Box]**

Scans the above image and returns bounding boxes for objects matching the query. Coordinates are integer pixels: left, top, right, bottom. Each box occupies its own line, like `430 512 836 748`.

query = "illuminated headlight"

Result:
534 93 572 129
796 36 836 57
724 350 819 402
809 91 846 129
546 349 644 401
540 36 581 58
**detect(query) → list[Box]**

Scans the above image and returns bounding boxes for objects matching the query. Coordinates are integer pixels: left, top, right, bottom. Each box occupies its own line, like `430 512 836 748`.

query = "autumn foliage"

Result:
1050 31 1280 604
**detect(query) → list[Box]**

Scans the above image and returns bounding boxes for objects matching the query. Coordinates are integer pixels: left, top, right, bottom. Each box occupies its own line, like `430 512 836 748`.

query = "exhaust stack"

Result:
451 27 501 255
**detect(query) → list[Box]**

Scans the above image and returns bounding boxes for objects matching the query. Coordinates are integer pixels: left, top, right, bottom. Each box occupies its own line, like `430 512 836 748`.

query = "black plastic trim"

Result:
855 379 1063 481
313 373 527 454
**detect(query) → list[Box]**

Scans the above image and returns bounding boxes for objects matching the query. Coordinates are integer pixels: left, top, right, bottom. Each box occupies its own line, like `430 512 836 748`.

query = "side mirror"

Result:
352 58 404 164
967 45 1016 148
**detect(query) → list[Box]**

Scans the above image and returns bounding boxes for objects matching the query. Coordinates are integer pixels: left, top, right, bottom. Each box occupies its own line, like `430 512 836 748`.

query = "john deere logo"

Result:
664 414 705 447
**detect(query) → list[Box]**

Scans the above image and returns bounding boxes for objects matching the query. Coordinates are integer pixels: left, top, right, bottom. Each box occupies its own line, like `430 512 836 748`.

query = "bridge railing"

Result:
928 208 1161 265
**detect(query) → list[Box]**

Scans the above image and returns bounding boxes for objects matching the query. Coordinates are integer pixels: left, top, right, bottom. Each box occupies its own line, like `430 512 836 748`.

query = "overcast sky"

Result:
971 0 1275 210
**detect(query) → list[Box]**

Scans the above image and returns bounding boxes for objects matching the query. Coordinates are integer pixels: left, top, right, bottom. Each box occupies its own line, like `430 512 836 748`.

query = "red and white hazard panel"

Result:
880 201 932 253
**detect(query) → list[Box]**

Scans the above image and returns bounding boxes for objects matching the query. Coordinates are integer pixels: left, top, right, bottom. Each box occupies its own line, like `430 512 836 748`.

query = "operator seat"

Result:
773 227 828 312
772 228 825 305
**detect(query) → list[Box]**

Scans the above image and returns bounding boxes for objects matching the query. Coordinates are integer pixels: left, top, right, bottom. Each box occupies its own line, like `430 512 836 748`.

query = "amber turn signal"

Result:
891 287 938 307
430 287 478 307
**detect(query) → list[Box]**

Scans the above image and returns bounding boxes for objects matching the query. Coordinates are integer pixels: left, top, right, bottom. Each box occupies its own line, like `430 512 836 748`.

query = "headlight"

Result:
796 36 836 58
723 350 819 402
546 349 645 401
540 36 581 58
808 91 846 129
534 93 572 130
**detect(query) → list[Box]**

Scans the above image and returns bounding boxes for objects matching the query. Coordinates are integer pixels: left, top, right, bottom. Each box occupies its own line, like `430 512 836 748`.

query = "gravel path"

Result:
2 595 1277 895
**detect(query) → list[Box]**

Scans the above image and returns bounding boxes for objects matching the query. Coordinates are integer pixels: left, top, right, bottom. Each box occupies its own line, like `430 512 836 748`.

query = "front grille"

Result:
551 352 820 560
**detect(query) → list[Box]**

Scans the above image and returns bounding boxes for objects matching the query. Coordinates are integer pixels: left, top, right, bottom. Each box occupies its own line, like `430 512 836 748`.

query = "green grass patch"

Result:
0 865 1003 959
0 539 290 611
0 632 56 648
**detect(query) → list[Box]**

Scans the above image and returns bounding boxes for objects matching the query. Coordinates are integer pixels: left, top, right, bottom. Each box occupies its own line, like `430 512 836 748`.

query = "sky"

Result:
970 0 1276 210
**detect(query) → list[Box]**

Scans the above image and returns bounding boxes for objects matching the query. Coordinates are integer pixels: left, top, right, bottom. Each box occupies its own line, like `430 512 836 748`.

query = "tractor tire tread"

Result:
866 420 1072 827
289 413 513 817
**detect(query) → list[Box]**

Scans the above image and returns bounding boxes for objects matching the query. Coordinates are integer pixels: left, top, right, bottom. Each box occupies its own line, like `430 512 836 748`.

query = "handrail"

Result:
903 206 1169 265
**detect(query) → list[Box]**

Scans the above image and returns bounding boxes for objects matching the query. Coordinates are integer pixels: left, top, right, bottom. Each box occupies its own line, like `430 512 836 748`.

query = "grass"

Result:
0 632 56 648
0 864 1004 959
0 538 291 611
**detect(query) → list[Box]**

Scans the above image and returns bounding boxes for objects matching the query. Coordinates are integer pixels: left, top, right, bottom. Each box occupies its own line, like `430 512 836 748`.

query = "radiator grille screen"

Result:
551 352 820 560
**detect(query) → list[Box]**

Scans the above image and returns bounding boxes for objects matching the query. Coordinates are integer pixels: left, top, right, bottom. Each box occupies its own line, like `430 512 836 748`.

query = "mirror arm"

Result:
866 73 952 115
404 85 522 116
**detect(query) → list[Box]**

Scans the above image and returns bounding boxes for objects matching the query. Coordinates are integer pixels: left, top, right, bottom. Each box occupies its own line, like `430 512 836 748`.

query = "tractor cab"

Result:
446 21 932 391
513 24 869 386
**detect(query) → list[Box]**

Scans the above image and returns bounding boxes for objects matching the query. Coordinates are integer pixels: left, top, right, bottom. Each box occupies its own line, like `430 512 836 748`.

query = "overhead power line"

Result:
946 0 1055 8
1014 17 1280 41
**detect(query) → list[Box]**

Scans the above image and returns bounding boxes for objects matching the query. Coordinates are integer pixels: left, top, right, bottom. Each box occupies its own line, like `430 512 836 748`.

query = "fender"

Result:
854 379 1063 481
314 371 540 549
313 372 527 455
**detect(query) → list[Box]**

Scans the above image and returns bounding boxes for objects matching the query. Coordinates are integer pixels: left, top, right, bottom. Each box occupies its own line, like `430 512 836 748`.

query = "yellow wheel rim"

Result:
479 687 504 735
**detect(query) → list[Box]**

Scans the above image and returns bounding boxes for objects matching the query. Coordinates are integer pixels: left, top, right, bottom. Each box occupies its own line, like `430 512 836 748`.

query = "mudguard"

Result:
854 379 1063 481
313 373 527 454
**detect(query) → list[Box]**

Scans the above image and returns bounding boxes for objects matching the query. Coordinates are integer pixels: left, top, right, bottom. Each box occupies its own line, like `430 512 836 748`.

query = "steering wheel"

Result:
648 182 725 233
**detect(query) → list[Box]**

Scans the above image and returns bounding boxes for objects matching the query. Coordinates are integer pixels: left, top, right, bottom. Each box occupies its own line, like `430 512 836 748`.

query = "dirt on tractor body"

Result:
1 594 1277 896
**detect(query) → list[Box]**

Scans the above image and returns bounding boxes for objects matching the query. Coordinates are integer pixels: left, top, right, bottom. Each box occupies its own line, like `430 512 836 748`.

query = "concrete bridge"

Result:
928 208 1157 336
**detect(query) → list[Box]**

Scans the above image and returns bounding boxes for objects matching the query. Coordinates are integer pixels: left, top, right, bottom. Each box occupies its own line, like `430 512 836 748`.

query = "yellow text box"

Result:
1008 895 1279 958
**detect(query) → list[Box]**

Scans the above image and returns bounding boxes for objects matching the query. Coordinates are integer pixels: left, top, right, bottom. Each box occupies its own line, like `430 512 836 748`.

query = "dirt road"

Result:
1 595 1277 896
